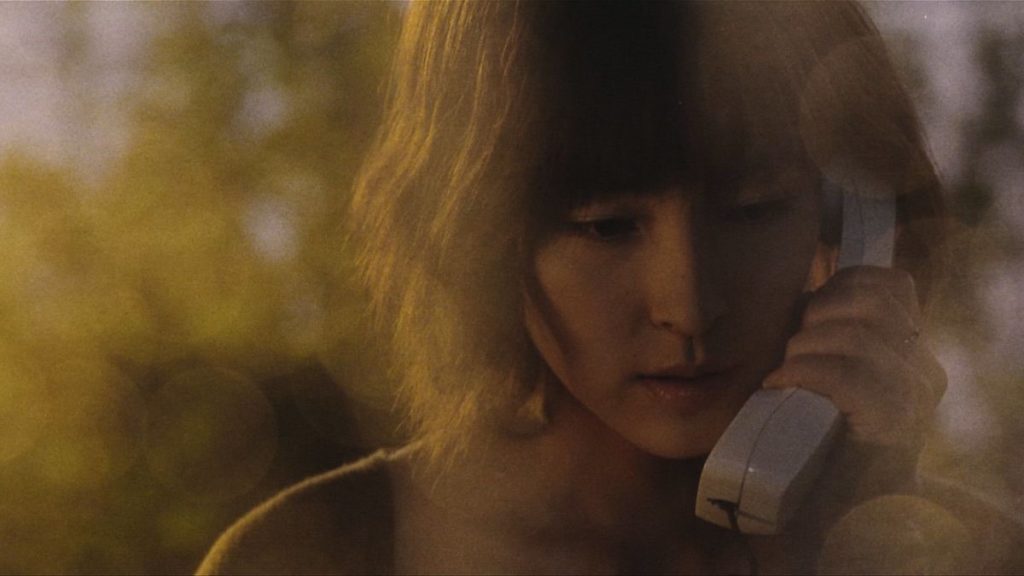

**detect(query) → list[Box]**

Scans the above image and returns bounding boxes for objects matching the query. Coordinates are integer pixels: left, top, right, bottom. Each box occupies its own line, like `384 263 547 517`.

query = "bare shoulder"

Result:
196 449 400 575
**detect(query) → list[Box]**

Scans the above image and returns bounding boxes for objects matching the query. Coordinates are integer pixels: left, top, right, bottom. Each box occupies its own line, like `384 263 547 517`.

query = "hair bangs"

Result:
350 1 949 459
689 5 831 193
522 2 702 220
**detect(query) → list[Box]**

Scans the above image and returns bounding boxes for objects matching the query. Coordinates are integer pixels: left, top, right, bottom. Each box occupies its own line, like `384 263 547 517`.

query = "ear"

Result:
805 242 839 292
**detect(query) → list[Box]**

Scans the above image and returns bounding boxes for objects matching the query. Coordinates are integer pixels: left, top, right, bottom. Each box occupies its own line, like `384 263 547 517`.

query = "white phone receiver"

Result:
695 183 895 535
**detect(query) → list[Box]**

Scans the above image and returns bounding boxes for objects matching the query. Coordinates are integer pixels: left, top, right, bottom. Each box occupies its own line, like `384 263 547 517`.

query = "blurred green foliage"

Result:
0 3 401 573
912 25 1024 501
0 2 1023 574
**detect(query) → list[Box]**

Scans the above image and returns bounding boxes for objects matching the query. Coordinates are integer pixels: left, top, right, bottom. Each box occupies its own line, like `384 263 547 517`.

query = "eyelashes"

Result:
720 197 797 224
565 197 796 242
567 217 642 242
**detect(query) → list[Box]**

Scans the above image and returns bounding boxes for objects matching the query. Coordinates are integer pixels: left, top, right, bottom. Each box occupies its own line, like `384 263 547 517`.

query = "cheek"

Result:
524 245 638 386
523 298 570 384
716 214 822 359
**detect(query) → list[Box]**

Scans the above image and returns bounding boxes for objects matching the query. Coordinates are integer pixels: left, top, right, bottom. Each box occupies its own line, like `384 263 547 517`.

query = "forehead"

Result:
527 3 828 207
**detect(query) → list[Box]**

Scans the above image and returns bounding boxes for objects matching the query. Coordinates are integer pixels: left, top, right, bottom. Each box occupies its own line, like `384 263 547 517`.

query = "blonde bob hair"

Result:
348 1 948 459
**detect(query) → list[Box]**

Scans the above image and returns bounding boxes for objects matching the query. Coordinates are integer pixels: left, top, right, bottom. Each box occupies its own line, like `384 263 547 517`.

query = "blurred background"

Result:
0 2 1021 573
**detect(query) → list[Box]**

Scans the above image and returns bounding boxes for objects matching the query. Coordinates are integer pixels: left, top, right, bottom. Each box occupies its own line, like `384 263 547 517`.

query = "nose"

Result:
645 198 727 338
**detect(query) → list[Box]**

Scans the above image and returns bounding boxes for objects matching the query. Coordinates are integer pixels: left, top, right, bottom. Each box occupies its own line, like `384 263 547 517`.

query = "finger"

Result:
766 319 946 448
914 340 948 412
763 352 882 413
804 281 918 335
762 354 926 447
776 319 944 419
785 319 908 363
816 266 921 324
787 318 947 413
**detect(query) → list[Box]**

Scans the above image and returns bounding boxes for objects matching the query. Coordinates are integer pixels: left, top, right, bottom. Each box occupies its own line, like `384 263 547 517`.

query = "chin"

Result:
632 414 733 460
643 439 716 460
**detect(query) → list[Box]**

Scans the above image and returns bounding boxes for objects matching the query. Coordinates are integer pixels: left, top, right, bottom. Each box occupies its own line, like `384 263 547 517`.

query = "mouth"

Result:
638 362 731 380
635 364 736 413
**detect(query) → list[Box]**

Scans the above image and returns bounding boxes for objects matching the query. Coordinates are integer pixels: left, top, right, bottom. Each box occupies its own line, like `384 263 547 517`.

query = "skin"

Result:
394 166 946 573
525 168 825 459
384 2 953 572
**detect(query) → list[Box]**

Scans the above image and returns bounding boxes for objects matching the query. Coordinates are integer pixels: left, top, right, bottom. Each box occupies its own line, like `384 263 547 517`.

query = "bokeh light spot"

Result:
145 366 277 502
819 494 973 574
34 365 147 490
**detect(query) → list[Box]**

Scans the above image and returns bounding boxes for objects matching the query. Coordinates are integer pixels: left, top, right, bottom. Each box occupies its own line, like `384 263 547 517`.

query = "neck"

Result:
535 386 706 538
395 386 727 573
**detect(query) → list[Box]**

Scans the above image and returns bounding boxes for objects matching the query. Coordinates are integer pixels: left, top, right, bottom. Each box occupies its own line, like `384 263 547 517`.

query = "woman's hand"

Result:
762 266 947 510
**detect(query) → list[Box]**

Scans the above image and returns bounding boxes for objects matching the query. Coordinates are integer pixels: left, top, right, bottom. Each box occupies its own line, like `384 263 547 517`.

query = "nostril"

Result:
650 298 728 345
684 337 696 363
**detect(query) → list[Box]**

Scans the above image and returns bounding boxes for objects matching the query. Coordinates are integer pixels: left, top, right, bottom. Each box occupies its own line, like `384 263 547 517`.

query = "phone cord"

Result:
710 500 760 575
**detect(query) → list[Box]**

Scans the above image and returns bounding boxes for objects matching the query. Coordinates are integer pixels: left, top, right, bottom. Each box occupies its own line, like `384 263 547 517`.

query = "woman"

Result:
200 2 1020 574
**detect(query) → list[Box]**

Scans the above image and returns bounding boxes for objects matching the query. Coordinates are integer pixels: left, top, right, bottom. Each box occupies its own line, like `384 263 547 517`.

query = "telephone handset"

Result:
695 182 896 535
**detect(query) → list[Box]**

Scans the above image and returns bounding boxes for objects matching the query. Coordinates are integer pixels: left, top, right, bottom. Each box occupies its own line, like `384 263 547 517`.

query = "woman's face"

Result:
525 167 824 458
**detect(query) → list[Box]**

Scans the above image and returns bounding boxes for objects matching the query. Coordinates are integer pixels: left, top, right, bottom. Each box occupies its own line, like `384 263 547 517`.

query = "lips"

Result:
636 364 735 414
639 362 730 380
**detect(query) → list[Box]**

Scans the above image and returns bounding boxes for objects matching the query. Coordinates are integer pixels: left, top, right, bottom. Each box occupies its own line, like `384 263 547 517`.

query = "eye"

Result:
570 217 641 241
721 198 794 224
